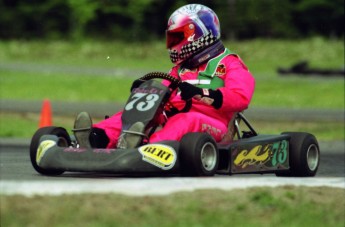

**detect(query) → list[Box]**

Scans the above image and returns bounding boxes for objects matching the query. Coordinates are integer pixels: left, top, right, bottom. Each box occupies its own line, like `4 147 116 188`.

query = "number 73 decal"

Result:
125 93 160 111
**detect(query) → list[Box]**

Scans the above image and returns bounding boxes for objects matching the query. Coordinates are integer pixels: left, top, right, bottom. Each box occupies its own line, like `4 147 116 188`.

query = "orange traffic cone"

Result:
39 99 52 128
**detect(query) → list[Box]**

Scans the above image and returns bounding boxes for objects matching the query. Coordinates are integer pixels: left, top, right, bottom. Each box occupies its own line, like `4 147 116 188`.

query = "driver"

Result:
73 4 255 149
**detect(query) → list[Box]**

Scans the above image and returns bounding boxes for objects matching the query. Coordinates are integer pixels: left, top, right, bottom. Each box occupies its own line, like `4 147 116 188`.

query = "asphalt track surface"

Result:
0 140 344 196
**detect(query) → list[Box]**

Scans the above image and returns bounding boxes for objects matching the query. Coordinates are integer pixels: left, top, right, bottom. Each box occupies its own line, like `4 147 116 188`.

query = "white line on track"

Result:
1 177 344 196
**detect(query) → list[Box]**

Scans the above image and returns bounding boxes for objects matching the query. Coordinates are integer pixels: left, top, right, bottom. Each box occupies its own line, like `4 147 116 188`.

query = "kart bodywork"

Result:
30 72 320 177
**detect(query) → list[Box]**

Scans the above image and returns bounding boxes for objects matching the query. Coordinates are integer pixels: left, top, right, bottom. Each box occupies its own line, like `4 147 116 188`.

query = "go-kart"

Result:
30 72 320 177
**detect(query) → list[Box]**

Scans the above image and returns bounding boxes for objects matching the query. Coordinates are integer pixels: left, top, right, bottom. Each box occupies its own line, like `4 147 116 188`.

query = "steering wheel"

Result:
139 72 192 113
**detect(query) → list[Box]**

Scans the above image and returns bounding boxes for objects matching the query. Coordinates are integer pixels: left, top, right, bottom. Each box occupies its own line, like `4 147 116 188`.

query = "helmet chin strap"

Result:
181 40 225 69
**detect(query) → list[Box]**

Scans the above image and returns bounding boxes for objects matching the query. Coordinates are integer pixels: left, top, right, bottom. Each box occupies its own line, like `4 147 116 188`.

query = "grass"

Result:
0 71 133 103
1 37 343 72
252 75 343 109
0 40 172 70
0 70 343 109
0 38 343 107
1 187 344 227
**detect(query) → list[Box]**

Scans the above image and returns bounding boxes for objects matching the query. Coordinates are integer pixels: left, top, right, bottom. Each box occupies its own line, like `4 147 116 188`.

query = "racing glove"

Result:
178 82 223 109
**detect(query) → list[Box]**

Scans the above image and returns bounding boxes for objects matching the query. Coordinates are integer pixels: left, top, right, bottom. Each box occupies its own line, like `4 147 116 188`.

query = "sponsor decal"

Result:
132 87 164 95
138 144 177 170
271 140 288 167
187 34 195 42
198 53 211 63
36 140 56 164
125 93 160 112
234 144 270 168
234 140 288 169
215 64 226 76
201 123 221 137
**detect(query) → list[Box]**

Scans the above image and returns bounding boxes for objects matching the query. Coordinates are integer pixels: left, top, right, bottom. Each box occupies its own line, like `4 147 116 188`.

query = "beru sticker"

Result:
138 144 177 170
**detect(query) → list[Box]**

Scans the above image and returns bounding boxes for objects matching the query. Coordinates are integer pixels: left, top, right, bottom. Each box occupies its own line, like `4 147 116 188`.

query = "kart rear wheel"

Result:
30 126 70 175
276 132 320 177
179 133 219 176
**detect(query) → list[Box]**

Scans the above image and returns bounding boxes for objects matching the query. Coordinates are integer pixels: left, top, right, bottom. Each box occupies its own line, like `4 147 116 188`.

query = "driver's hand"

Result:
178 82 203 100
178 82 223 109
130 79 145 92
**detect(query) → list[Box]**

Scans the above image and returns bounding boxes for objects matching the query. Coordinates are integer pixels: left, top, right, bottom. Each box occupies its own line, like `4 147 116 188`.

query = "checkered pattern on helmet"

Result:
180 32 218 60
169 50 179 63
169 31 219 64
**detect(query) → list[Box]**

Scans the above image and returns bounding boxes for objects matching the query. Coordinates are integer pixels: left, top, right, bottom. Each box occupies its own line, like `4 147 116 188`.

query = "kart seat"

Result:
221 112 241 143
220 111 257 143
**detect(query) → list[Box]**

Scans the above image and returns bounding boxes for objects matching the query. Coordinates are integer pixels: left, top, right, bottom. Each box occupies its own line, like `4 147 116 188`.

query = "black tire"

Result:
30 126 71 175
276 132 320 177
179 133 219 176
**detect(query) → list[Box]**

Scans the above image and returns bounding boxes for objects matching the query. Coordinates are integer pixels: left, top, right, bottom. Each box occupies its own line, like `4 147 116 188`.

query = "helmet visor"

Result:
166 24 195 49
166 30 185 48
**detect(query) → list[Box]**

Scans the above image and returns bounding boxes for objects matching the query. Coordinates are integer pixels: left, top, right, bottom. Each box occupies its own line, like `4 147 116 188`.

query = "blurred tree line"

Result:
0 0 343 41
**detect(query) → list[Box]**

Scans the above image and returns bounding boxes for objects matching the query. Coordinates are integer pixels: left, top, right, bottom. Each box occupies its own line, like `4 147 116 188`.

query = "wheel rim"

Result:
307 144 319 171
200 142 217 171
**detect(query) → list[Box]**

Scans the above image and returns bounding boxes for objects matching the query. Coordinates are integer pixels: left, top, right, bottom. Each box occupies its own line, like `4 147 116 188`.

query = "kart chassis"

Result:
30 72 320 177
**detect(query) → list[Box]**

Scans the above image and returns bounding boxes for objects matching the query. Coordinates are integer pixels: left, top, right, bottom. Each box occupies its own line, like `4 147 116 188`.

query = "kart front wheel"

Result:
276 132 320 177
30 126 70 175
179 133 219 176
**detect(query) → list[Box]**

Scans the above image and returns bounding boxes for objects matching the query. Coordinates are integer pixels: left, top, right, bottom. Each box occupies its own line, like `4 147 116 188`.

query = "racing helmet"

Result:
166 4 221 65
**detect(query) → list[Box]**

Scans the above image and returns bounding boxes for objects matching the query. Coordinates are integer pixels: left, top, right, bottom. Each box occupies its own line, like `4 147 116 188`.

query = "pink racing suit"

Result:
93 50 255 148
